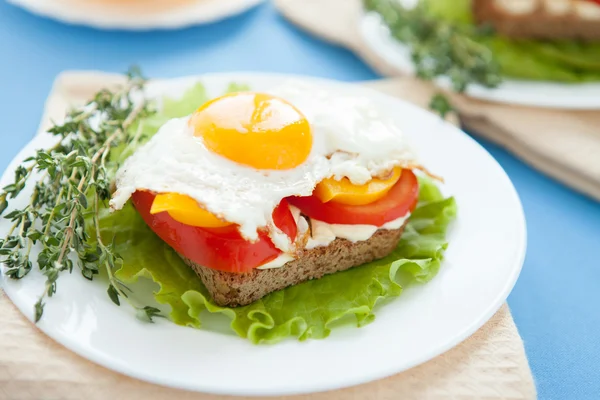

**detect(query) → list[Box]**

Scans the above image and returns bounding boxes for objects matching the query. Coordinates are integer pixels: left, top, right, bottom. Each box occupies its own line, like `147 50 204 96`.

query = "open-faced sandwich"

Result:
0 74 456 343
110 82 427 307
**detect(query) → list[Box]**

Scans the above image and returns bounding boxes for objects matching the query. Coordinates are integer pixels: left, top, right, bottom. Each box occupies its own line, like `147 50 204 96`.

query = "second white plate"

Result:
360 12 600 110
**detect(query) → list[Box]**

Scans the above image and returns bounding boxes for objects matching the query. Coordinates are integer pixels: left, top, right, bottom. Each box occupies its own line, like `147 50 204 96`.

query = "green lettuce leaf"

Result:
422 0 600 82
95 84 457 344
161 81 250 118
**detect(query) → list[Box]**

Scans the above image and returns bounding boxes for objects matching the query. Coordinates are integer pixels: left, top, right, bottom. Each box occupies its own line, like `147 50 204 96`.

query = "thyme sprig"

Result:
363 0 503 117
0 68 161 323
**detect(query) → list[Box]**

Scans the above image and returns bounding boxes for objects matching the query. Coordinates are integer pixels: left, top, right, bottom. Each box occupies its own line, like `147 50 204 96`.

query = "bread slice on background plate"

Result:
473 0 600 40
185 226 406 307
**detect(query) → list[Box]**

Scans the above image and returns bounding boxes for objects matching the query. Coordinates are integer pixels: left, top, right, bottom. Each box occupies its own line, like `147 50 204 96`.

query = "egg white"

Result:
268 81 419 185
110 81 421 250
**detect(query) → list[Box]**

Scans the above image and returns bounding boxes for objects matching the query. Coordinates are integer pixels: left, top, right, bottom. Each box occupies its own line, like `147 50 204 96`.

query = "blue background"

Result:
1 2 599 398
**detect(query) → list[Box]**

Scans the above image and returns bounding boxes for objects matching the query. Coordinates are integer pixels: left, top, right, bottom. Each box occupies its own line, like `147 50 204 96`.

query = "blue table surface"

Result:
2 2 600 399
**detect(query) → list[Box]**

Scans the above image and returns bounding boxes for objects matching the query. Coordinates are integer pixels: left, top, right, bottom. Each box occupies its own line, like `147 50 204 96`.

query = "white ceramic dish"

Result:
0 73 526 396
7 0 263 30
360 10 600 110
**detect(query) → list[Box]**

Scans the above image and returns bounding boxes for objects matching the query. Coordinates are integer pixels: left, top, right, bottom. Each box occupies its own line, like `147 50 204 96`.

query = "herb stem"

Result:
56 207 78 265
92 101 146 166
44 186 66 235
24 238 33 259
119 120 145 158
43 168 73 235
0 68 155 323
12 215 27 253
7 220 20 237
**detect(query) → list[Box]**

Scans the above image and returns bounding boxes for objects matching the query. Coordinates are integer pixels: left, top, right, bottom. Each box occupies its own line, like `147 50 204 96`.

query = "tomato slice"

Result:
131 191 297 273
288 169 419 226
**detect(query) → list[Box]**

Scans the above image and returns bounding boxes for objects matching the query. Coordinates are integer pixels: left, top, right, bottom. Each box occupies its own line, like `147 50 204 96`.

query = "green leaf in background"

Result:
162 82 209 118
226 82 251 93
161 81 251 118
95 84 456 344
421 0 600 82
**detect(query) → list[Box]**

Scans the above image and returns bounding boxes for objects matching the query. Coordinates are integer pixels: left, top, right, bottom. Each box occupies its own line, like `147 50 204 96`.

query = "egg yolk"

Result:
313 168 403 206
189 92 312 170
150 193 232 228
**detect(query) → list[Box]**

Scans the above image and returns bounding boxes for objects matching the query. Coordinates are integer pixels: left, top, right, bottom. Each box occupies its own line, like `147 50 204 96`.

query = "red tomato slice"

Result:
131 191 297 273
288 169 419 226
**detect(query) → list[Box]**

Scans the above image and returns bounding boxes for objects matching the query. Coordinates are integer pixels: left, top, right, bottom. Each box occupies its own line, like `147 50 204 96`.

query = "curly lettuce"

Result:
96 84 457 344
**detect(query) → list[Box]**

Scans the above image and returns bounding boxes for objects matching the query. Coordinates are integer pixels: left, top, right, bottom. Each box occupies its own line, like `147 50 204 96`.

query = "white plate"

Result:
7 0 263 30
360 11 600 110
0 73 526 396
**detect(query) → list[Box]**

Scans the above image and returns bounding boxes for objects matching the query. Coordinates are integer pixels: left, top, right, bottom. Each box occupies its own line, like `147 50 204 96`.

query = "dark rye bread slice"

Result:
473 0 600 40
182 226 405 307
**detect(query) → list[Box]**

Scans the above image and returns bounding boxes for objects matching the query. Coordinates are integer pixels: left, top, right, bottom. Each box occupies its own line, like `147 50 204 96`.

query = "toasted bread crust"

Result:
473 0 600 40
182 226 405 307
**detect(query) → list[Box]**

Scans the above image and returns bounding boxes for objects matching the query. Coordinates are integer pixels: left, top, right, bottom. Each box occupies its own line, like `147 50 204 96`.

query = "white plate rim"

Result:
0 72 527 396
359 9 600 110
6 0 264 30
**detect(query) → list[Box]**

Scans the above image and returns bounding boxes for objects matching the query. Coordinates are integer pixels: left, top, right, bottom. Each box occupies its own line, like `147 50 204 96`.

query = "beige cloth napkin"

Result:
0 71 536 400
275 0 600 202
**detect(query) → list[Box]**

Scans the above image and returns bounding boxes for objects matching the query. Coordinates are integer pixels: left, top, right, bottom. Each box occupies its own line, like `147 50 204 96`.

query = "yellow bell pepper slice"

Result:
150 193 232 228
313 167 402 206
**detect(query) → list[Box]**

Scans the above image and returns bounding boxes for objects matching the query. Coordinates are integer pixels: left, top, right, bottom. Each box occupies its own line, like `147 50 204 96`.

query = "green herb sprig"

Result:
0 68 161 323
363 0 503 117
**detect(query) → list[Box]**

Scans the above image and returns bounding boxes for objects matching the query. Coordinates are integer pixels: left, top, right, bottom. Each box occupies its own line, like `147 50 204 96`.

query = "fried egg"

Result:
110 81 420 250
